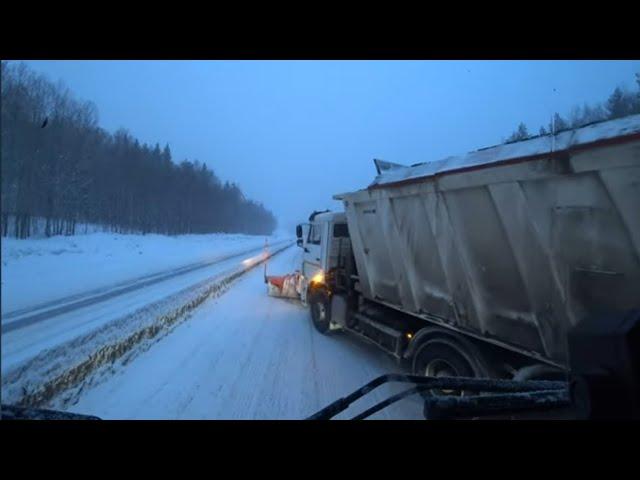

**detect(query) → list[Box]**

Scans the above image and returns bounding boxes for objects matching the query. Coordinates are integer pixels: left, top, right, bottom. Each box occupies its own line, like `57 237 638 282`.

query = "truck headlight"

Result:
311 271 325 285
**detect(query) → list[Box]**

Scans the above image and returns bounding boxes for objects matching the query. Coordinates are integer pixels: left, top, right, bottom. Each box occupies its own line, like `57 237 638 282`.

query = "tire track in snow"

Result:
307 316 323 415
217 298 276 419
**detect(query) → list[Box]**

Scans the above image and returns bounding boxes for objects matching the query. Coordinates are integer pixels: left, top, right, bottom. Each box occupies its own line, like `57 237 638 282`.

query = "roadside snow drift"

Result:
1 232 285 314
1 241 293 408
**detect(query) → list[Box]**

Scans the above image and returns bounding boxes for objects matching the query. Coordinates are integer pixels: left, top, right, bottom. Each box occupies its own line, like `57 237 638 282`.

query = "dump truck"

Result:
294 114 640 413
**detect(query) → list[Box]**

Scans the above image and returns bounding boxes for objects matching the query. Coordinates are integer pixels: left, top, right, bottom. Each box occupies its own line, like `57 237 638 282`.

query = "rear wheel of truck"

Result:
309 289 331 334
412 338 477 397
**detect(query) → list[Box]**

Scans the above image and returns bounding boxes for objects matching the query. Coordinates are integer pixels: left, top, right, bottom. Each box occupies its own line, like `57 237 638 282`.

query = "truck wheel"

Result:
412 338 477 396
309 289 331 334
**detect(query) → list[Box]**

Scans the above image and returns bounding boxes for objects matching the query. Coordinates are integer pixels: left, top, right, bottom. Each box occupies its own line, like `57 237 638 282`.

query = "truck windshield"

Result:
308 224 322 244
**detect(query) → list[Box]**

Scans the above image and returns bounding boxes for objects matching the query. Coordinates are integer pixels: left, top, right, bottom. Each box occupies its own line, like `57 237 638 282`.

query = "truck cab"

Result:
296 211 352 308
300 211 348 278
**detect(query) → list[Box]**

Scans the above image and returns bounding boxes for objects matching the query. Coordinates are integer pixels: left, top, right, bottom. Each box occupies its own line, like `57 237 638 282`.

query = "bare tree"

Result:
0 61 277 239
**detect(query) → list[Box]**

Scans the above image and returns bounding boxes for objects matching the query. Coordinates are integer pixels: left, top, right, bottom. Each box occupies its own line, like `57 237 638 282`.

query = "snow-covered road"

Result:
2 240 289 334
1 240 289 374
61 247 424 420
1 232 286 314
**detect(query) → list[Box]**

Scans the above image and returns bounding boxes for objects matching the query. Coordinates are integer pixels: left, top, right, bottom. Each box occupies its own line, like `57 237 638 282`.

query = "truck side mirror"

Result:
296 225 302 239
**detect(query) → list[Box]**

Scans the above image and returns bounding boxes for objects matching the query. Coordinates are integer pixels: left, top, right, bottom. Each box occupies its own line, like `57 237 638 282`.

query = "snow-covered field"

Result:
1 231 285 315
57 247 423 420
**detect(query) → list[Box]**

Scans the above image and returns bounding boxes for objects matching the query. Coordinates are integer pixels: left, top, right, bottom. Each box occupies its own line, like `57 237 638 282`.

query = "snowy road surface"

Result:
2 240 288 334
1 241 289 374
1 232 285 314
62 247 424 420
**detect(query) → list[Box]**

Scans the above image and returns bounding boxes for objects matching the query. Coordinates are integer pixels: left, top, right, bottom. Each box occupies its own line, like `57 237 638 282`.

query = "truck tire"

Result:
412 338 477 397
309 289 331 334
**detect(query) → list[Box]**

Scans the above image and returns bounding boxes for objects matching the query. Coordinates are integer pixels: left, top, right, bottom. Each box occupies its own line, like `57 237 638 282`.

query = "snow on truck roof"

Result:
368 114 640 188
312 211 346 223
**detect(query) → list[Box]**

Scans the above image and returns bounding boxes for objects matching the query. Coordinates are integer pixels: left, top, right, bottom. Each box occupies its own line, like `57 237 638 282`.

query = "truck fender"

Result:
403 326 494 378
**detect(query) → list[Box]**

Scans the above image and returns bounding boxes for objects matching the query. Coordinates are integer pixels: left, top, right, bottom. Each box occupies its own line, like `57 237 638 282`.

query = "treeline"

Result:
506 73 640 142
1 61 277 239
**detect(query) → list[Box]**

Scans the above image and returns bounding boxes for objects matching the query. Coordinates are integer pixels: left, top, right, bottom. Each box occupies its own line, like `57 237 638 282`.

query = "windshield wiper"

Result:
306 374 569 420
1 404 101 420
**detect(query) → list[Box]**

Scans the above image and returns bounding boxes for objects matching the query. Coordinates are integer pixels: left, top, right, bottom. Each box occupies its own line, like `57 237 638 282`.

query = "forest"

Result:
505 72 640 142
1 61 277 239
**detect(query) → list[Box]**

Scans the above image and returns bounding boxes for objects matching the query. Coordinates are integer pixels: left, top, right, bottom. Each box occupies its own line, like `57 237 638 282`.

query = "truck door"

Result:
296 223 310 247
303 222 324 279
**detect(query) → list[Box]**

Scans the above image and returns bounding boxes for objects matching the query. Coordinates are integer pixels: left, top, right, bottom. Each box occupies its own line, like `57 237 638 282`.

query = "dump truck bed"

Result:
336 115 640 367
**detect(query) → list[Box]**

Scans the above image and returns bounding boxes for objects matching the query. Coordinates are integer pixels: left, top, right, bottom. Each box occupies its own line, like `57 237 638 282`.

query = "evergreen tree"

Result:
507 122 530 142
549 113 569 133
507 72 639 141
606 87 632 119
0 61 277 238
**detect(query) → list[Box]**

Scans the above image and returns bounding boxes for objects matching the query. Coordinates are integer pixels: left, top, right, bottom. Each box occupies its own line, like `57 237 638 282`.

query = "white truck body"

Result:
300 114 640 374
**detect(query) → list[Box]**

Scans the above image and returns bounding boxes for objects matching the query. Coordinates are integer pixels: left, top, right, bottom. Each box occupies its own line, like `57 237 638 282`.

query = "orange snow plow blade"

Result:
265 272 302 299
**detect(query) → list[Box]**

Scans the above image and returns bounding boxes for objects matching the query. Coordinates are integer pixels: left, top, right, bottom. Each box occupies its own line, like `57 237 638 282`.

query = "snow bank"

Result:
1 243 293 408
1 231 288 314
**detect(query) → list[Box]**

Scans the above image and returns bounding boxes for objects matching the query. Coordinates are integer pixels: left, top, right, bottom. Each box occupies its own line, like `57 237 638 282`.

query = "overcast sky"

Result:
24 60 640 233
